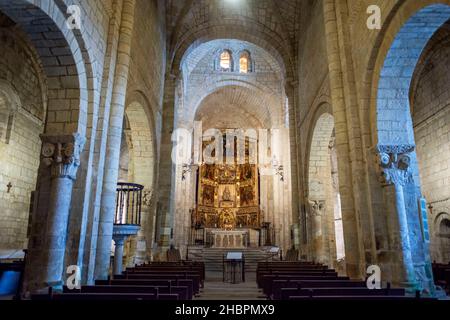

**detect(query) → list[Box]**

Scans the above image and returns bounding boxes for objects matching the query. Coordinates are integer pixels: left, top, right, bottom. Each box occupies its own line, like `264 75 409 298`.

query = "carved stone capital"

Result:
376 144 415 187
40 133 86 180
142 189 153 207
308 199 326 216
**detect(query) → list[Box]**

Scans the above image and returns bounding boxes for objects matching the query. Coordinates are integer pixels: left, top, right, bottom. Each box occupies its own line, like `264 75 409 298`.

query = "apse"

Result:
168 38 294 258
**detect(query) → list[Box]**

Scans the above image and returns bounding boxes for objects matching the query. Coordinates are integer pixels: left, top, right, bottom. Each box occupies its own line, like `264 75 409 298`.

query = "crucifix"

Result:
6 182 12 193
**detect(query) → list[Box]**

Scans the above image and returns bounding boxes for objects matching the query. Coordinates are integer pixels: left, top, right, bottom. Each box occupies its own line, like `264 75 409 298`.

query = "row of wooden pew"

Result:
257 261 434 301
32 261 205 301
432 262 450 292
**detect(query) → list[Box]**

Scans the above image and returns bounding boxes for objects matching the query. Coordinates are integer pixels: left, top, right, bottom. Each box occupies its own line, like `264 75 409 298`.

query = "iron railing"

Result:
114 182 144 226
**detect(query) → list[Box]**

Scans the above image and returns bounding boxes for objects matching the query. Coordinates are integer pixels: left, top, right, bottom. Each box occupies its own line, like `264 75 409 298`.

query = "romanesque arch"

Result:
122 98 157 265
0 0 96 291
0 0 94 135
306 108 345 272
170 25 293 81
367 2 450 291
433 212 450 263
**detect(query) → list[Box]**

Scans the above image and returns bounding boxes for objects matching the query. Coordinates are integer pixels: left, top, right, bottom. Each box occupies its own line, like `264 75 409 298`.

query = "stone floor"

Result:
195 271 266 300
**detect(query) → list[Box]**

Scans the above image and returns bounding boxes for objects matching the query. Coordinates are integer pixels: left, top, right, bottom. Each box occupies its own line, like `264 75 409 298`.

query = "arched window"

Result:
439 217 450 236
0 83 20 145
239 51 251 73
219 50 232 72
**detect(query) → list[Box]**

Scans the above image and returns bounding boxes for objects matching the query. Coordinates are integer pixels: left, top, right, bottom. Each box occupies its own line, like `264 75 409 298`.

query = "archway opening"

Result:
169 38 294 258
114 101 156 267
436 215 450 263
112 102 156 267
375 3 450 289
410 19 450 264
307 113 345 271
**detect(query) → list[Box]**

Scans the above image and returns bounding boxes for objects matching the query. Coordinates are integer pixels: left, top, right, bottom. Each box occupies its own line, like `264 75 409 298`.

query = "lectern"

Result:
223 252 245 284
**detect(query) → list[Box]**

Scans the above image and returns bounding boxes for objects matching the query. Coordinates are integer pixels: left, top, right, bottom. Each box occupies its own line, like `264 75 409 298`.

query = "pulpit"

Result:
210 229 248 248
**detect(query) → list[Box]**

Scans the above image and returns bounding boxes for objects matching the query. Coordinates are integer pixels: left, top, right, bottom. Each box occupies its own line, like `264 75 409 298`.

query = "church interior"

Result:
0 0 450 302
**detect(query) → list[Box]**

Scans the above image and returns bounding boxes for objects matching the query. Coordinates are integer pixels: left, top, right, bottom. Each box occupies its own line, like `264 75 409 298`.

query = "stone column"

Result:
284 82 301 250
112 236 126 275
37 134 85 289
377 145 417 290
95 0 136 280
309 200 326 263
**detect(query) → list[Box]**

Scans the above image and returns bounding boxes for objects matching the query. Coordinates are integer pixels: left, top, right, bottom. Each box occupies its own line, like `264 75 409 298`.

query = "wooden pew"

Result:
280 287 405 300
261 275 349 296
288 295 427 301
96 278 195 297
63 284 191 300
111 274 200 295
257 270 338 285
259 261 436 301
33 292 159 301
137 262 205 280
271 280 366 300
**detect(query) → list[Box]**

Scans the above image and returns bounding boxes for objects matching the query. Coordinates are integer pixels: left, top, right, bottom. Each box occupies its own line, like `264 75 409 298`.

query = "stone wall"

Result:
412 22 450 263
0 26 45 250
0 113 42 249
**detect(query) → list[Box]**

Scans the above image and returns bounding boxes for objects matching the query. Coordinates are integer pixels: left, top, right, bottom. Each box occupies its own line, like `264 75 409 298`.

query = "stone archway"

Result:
370 3 450 291
433 213 450 263
408 19 450 265
121 100 157 265
0 0 94 135
0 1 95 291
158 37 295 257
306 111 344 271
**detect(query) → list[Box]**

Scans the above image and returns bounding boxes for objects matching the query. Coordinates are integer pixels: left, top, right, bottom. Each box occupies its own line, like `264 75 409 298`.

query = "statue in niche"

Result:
222 186 232 201
219 209 235 230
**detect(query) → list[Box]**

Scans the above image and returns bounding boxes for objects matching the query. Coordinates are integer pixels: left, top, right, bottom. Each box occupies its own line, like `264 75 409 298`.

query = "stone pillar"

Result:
155 74 177 260
308 200 326 263
285 82 302 250
322 0 365 278
95 0 136 280
27 134 85 290
377 145 418 290
113 236 126 275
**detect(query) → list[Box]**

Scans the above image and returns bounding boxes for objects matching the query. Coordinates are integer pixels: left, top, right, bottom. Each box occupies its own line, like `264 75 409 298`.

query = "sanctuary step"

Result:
187 246 280 274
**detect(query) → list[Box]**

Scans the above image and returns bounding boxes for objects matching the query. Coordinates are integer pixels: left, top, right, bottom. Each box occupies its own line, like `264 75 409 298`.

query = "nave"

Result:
1 0 450 304
2 247 448 301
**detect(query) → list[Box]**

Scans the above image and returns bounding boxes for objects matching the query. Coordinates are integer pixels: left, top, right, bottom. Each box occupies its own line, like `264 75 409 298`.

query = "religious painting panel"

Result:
202 185 216 207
